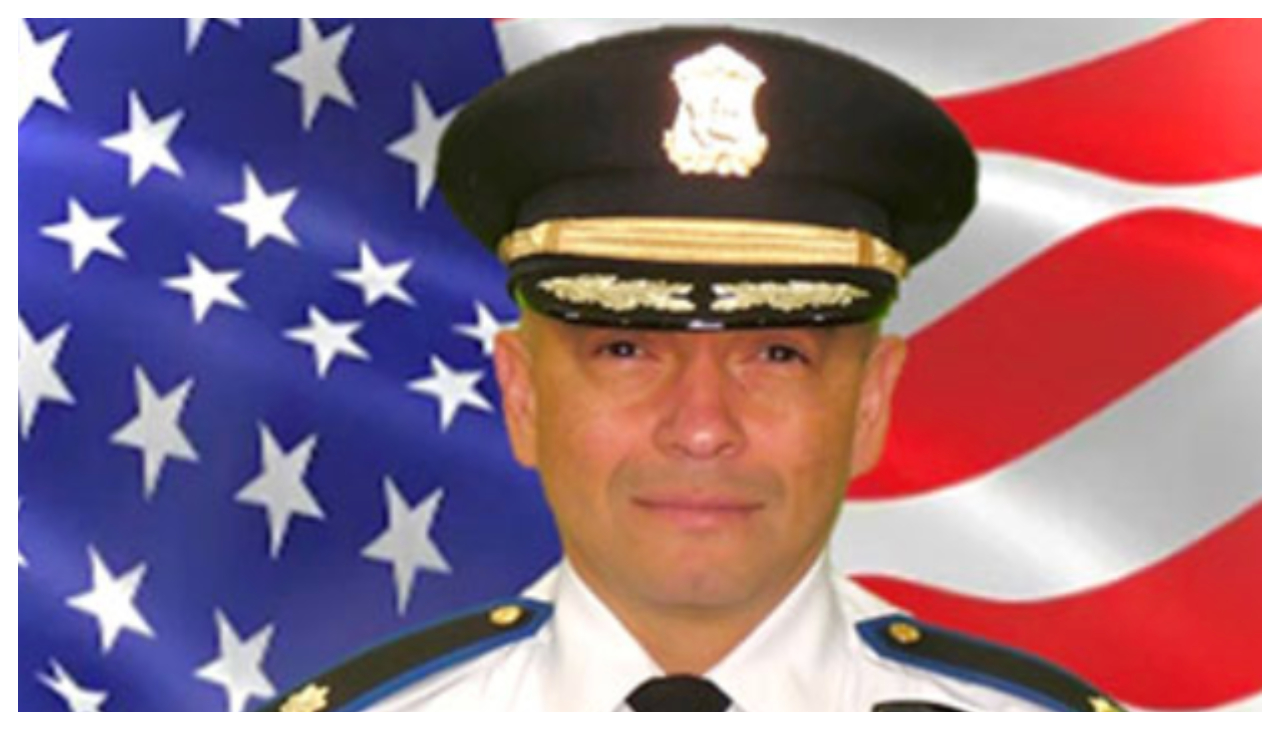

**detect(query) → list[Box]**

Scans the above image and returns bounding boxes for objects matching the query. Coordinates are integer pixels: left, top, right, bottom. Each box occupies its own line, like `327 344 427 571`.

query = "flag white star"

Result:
19 496 28 568
362 479 452 615
335 242 415 307
285 306 369 377
218 166 298 250
110 367 199 500
66 547 155 654
409 356 492 433
19 317 75 440
165 254 247 324
236 425 324 559
101 90 185 186
40 198 127 273
387 84 452 209
185 18 240 53
18 20 70 124
454 301 514 358
38 659 108 712
194 610 276 712
272 19 356 130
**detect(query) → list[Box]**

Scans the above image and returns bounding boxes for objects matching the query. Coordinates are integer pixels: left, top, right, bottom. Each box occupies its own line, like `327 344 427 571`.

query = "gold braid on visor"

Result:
497 217 909 280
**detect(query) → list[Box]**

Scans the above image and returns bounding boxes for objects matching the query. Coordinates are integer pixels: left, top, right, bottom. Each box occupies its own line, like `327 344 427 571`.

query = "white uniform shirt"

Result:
368 555 1047 711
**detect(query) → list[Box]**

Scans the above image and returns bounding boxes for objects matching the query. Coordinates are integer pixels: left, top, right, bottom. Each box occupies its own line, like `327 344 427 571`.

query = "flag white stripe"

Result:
1127 694 1261 712
887 153 1261 334
1207 695 1262 712
495 19 1192 96
832 312 1260 600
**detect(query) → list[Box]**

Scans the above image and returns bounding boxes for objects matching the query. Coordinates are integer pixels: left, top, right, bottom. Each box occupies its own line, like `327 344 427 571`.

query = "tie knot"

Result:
626 675 732 712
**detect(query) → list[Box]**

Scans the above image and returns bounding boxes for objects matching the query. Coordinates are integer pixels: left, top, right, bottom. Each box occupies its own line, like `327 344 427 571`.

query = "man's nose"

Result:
653 350 746 461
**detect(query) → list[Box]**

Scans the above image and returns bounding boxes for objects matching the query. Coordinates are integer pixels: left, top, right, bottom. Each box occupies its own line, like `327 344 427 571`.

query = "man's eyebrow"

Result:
756 327 843 347
780 326 878 360
558 325 628 342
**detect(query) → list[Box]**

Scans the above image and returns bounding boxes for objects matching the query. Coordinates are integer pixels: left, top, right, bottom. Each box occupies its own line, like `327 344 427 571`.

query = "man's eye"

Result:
763 344 809 365
598 340 641 359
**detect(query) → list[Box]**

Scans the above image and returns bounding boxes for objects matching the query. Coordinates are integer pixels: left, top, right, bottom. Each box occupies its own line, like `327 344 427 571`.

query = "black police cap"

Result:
437 26 977 329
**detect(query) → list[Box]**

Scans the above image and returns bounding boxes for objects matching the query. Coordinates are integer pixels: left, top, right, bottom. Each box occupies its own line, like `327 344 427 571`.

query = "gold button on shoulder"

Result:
1089 695 1123 712
488 604 524 628
280 683 330 712
888 621 923 646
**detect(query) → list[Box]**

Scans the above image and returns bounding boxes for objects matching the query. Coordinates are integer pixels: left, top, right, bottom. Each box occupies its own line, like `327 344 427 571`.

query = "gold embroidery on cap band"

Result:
711 280 869 313
537 275 696 313
663 44 769 177
499 218 906 279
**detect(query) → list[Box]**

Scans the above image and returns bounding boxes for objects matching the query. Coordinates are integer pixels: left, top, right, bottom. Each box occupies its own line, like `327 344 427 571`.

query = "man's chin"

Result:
633 564 773 613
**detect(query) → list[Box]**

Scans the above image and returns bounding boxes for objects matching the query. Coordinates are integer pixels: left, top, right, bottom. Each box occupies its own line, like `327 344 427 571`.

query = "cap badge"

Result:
663 44 769 177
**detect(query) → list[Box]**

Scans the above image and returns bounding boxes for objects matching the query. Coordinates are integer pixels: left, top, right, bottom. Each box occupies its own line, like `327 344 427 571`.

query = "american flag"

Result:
17 19 1260 711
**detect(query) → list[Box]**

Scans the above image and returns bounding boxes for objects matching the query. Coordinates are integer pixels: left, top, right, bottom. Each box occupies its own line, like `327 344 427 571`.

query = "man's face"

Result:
494 312 906 618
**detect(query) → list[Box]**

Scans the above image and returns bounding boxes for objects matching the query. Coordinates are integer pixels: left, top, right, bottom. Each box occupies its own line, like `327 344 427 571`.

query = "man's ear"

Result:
493 325 539 469
849 334 908 479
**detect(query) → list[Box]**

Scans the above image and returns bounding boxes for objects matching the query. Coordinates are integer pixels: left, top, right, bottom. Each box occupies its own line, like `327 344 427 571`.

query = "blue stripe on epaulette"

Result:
856 614 1077 712
340 598 553 712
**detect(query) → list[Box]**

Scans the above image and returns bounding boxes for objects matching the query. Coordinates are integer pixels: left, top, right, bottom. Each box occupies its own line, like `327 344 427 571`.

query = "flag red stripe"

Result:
851 211 1260 500
851 503 1261 710
941 19 1261 183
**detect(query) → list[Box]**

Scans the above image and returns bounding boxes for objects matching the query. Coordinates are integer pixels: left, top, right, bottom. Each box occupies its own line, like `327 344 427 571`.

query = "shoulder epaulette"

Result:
857 614 1124 712
260 598 552 712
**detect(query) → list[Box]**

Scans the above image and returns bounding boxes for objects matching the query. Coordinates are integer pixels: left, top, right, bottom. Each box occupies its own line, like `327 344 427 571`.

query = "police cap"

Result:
437 26 977 329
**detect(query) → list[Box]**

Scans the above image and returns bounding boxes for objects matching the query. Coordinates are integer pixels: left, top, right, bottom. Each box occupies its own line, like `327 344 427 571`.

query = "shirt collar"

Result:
540 555 851 712
542 562 664 711
705 555 851 711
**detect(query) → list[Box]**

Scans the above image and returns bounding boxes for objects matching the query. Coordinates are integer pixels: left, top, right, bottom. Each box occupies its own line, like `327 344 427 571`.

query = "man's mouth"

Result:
630 495 764 530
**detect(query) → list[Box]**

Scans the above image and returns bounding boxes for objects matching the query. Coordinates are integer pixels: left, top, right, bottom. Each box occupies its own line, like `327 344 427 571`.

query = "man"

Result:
264 25 1122 712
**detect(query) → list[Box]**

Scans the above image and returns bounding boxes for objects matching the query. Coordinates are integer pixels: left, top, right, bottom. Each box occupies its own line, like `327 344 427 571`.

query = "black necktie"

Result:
626 675 733 712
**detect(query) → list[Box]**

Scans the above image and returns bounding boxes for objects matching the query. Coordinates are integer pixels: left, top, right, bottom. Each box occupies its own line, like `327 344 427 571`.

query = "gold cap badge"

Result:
662 44 769 177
